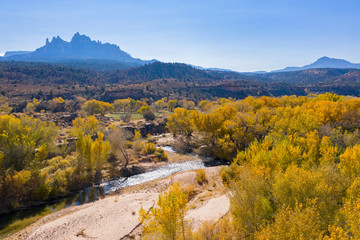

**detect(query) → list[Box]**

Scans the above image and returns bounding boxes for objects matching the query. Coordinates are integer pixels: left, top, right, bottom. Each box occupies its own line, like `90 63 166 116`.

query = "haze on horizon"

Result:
1 0 360 72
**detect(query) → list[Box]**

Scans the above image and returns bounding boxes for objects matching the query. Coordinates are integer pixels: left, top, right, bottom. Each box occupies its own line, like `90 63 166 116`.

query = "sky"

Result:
1 0 360 72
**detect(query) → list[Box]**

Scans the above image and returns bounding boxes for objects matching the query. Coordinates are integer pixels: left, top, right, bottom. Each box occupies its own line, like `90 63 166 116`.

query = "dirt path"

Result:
187 195 230 230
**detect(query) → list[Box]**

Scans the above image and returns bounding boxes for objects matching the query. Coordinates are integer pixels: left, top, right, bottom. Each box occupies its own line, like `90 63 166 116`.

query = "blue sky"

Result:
1 0 360 71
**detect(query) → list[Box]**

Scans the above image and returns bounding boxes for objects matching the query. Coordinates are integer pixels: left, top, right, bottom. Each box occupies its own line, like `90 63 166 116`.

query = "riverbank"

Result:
1 138 227 239
6 166 228 240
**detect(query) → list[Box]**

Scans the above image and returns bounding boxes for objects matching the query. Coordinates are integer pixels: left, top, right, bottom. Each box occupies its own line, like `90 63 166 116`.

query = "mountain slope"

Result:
0 61 101 85
105 62 220 84
274 57 360 72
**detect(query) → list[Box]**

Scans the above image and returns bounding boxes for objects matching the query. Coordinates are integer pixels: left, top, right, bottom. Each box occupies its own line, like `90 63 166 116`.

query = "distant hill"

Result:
263 68 360 85
0 33 155 67
105 62 220 84
0 61 101 85
55 59 142 73
273 57 360 72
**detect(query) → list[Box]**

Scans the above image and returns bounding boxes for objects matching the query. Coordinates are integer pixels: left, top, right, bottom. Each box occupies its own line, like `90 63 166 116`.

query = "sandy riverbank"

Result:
7 166 229 240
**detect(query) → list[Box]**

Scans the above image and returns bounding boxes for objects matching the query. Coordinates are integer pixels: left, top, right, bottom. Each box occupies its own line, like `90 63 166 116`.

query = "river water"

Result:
0 146 211 236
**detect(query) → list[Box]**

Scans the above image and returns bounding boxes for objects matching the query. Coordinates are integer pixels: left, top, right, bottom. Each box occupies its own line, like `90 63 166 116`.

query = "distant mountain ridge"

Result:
0 33 155 66
4 51 33 57
106 62 219 84
273 57 360 72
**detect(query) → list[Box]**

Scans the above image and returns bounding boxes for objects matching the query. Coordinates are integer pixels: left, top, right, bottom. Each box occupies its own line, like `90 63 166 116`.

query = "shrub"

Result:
133 141 144 152
144 142 156 154
196 169 208 185
183 184 197 200
143 110 156 121
155 148 168 161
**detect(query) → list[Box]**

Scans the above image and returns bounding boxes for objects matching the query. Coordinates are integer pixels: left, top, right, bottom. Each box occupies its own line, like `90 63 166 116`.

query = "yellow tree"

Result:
71 115 99 136
230 166 273 238
155 99 165 112
167 108 196 138
339 144 360 180
255 202 323 240
82 99 114 116
139 182 188 240
112 98 130 113
167 100 178 112
93 132 111 184
24 98 40 114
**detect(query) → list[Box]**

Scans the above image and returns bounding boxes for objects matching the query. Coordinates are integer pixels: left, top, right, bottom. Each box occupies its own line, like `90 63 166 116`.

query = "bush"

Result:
196 169 208 185
120 113 132 122
143 110 156 121
155 148 168 161
144 142 156 154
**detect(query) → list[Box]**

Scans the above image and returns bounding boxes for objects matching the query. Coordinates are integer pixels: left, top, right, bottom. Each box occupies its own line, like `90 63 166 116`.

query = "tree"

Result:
255 202 323 240
155 99 165 112
137 105 151 114
82 99 114 116
230 166 273 238
0 115 57 170
71 115 99 136
167 100 177 111
339 144 360 180
107 128 132 169
129 98 137 113
139 182 188 240
75 130 110 183
273 165 319 209
167 108 196 138
92 132 111 184
198 100 209 112
113 98 130 113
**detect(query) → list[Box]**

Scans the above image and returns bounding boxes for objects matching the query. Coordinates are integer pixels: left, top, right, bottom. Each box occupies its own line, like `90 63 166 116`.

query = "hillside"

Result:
0 61 101 85
105 62 220 84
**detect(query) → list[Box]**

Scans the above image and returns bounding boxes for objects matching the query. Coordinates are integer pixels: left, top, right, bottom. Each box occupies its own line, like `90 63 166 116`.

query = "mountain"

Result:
273 57 360 72
3 51 33 57
1 33 155 66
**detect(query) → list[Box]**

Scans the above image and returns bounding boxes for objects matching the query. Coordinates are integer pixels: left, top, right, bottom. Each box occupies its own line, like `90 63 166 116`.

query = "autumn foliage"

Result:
166 93 360 239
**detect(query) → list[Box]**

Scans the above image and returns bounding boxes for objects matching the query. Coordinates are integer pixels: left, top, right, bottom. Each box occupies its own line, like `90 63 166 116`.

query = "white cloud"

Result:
0 53 4 57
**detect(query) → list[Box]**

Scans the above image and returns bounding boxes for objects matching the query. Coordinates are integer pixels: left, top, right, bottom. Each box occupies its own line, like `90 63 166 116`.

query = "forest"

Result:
0 92 359 239
147 93 360 239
